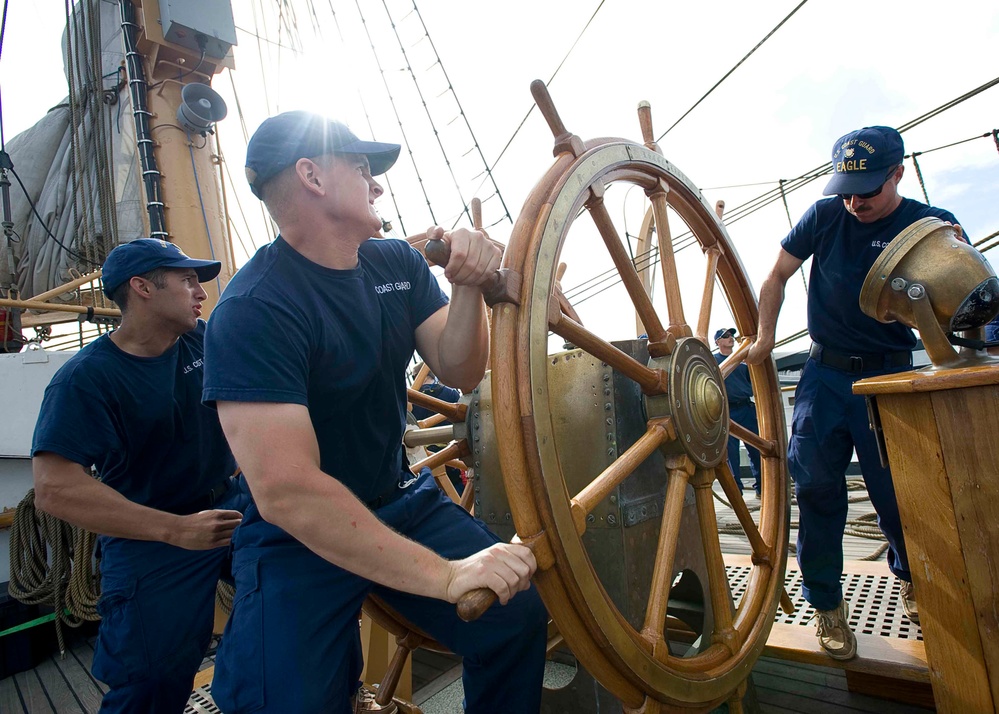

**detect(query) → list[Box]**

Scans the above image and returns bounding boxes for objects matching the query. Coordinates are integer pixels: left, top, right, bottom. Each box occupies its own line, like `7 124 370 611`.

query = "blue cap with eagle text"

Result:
823 126 904 197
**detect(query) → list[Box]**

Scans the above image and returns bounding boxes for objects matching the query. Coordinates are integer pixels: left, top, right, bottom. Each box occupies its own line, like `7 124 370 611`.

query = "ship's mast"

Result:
122 0 237 316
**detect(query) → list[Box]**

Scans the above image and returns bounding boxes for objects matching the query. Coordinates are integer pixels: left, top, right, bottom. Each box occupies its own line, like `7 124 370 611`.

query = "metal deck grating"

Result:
727 564 922 640
185 684 221 714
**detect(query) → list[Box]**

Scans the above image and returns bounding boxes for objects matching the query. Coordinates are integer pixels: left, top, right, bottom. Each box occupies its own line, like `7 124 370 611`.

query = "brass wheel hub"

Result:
646 337 729 468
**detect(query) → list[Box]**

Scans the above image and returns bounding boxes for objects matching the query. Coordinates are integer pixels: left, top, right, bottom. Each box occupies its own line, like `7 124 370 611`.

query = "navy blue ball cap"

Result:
244 110 401 198
823 126 904 197
102 239 221 297
714 327 736 341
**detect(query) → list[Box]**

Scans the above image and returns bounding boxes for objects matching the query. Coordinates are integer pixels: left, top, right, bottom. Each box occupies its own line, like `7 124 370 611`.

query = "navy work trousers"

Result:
727 402 761 492
212 470 548 713
94 476 251 713
789 358 912 611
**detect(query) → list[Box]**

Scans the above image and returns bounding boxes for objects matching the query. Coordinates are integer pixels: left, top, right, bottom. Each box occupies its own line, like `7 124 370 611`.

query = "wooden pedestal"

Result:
854 365 999 714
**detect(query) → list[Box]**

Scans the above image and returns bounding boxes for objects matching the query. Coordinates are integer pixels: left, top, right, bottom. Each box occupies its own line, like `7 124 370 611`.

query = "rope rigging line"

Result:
407 4 512 230
354 0 436 231
561 109 999 315
327 3 407 236
657 0 810 141
475 0 607 195
378 0 477 231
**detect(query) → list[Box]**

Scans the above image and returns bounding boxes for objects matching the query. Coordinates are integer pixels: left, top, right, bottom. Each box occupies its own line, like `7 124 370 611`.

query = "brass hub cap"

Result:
646 337 729 468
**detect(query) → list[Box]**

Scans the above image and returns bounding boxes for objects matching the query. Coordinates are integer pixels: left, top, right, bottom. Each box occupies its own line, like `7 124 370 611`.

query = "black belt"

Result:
809 343 911 374
366 476 413 510
728 399 754 407
178 474 237 514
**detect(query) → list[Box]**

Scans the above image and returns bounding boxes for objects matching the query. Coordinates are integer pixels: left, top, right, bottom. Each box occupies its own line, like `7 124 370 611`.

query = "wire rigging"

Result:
657 0 810 141
477 0 607 190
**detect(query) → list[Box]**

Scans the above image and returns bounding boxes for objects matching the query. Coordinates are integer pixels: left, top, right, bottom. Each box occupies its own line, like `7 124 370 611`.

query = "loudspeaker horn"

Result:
177 83 228 134
860 217 999 368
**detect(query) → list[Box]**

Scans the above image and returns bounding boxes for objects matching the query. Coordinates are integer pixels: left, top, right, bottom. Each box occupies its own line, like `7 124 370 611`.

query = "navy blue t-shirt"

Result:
31 321 236 514
782 197 959 354
202 236 448 544
714 352 753 403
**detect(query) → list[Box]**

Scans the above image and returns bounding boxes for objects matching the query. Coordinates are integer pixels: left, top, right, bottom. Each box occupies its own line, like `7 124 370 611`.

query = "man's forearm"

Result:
434 285 489 391
257 469 454 600
755 275 786 352
34 462 179 542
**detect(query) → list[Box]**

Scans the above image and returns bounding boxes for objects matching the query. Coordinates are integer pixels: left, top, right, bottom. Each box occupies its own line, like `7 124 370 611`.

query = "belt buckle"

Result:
398 474 420 490
849 355 864 372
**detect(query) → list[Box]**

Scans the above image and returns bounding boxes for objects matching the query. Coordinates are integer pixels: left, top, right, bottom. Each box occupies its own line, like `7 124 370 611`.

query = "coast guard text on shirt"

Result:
182 358 204 374
373 281 412 294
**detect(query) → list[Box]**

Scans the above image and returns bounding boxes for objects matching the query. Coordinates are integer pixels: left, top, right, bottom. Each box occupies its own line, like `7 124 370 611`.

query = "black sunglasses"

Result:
837 164 901 201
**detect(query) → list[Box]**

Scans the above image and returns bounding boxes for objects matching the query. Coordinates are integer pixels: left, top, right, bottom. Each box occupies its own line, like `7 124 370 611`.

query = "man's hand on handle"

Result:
426 226 502 290
444 541 537 606
745 335 774 365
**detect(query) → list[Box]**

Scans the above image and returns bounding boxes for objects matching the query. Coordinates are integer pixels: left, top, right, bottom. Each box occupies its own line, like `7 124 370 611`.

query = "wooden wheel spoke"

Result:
716 461 795 615
417 412 448 429
407 388 467 423
647 190 691 336
691 468 740 655
570 419 674 535
717 337 752 378
642 454 694 657
411 361 432 391
715 460 770 559
585 196 668 344
409 440 468 475
728 419 777 459
695 248 721 342
548 305 666 394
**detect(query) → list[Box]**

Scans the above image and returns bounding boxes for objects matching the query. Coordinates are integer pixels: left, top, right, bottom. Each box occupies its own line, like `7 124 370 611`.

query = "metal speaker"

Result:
177 83 228 134
860 217 999 367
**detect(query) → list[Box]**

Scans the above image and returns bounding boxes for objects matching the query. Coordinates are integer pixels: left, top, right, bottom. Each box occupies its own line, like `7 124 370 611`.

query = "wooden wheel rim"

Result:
492 141 790 707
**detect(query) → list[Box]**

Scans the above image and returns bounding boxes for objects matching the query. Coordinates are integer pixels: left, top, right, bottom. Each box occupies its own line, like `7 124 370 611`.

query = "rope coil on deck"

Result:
716 476 889 561
8 489 100 654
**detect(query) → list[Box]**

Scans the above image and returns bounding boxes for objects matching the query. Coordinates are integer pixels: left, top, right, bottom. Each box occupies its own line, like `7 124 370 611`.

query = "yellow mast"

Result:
128 0 237 316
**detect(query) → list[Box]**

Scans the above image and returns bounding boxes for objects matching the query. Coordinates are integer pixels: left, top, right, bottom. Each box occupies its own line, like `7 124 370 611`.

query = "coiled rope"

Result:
716 475 889 562
8 489 100 654
8 488 237 651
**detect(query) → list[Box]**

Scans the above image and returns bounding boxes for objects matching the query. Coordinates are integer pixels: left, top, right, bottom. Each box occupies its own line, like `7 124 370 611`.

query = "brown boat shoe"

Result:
899 579 919 624
353 686 398 714
812 599 857 661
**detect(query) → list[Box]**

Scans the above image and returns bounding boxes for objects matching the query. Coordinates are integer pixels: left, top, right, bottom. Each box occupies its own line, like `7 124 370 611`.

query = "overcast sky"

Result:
2 0 997 350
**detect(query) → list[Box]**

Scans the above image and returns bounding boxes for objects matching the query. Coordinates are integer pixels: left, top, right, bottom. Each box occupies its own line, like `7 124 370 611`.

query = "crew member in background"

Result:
713 327 761 496
409 362 465 494
747 126 962 661
31 239 250 713
203 111 546 714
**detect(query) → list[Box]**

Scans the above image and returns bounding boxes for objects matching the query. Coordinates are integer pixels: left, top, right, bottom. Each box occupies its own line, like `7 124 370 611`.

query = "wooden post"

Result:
360 613 413 700
853 365 999 713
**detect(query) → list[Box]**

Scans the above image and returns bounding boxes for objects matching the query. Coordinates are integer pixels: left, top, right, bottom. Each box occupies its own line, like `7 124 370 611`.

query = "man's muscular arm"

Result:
746 248 805 365
33 452 241 549
218 400 536 604
415 226 502 392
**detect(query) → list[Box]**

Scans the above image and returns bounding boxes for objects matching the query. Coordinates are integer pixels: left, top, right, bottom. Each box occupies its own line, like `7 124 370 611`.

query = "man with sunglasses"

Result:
746 126 961 661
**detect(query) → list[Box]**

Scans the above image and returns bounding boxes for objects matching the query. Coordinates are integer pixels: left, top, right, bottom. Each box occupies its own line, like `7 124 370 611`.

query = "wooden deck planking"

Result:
33 657 85 713
49 649 104 713
13 669 55 713
0 674 24 712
